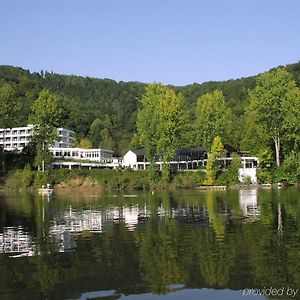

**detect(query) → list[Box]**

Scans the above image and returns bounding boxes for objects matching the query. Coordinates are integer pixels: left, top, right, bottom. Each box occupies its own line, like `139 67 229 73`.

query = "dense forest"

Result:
0 62 300 156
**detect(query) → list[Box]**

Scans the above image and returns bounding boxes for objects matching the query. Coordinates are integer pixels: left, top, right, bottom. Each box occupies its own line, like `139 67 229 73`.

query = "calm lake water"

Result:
1 188 300 300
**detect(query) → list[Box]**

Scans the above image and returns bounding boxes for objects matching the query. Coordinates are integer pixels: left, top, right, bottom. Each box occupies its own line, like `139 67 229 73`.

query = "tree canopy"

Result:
137 83 189 181
195 90 231 150
246 68 300 166
1 61 300 174
29 89 62 171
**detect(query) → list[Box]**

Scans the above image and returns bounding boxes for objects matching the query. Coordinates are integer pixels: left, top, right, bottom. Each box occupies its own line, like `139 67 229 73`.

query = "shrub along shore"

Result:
1 166 298 193
1 168 207 192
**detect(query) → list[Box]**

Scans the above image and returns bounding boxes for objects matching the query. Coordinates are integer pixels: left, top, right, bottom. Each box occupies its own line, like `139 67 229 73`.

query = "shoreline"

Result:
0 182 293 194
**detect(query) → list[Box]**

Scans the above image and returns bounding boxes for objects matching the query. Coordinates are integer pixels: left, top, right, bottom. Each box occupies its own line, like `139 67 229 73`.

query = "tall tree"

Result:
247 68 300 166
157 87 189 181
136 84 163 178
89 118 102 148
195 90 231 150
137 83 189 181
205 136 225 185
29 89 62 171
0 83 21 172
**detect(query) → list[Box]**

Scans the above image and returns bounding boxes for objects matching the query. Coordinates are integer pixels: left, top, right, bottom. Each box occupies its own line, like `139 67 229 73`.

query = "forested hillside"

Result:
0 62 300 155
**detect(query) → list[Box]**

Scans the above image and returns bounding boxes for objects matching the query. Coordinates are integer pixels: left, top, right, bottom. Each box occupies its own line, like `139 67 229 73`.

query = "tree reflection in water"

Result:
0 189 300 299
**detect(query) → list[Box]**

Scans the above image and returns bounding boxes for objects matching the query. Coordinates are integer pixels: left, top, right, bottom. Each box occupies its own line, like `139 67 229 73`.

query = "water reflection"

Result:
239 189 260 221
0 226 33 255
0 189 300 299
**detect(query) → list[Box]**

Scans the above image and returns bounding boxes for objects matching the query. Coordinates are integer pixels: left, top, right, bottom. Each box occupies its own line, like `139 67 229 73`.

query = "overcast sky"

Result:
1 0 299 85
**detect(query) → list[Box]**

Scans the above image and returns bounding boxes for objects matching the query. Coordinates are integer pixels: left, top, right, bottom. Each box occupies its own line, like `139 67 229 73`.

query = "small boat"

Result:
38 188 53 195
38 184 53 195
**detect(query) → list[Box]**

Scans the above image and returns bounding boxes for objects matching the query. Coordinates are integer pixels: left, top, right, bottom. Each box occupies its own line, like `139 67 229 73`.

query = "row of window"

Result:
53 152 101 158
4 143 26 148
0 137 30 142
0 130 32 135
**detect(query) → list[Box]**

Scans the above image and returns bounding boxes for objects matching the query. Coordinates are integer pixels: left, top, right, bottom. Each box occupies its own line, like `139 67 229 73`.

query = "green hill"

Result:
1 61 300 155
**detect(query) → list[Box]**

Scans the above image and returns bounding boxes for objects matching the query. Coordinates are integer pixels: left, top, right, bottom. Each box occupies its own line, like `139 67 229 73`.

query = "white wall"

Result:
239 168 257 183
123 151 137 168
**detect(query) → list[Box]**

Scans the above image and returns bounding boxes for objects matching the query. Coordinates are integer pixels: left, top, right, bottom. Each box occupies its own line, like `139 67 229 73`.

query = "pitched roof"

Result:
131 149 146 156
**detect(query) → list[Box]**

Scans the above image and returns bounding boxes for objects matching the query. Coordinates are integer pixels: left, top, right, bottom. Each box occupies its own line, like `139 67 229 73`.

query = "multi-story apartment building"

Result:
0 125 74 151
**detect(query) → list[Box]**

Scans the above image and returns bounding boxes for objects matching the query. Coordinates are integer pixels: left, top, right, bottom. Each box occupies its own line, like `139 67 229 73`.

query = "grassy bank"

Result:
0 168 207 192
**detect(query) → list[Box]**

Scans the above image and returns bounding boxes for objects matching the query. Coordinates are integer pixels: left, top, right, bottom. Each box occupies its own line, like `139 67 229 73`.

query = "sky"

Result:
0 0 299 86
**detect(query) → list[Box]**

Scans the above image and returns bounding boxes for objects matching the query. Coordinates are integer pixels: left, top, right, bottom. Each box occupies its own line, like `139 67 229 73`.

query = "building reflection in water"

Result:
239 189 259 221
0 197 222 255
0 226 34 257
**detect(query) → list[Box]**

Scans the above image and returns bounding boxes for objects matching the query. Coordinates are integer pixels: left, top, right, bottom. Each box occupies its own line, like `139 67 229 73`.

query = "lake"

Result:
0 188 300 300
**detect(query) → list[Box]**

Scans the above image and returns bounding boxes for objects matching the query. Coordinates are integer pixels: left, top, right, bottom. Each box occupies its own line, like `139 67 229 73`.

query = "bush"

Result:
257 148 274 184
257 169 273 184
34 171 50 188
21 164 34 188
171 171 205 188
281 151 300 184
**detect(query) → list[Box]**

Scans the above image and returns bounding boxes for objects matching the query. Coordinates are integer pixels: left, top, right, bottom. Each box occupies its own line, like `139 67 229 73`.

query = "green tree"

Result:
205 136 225 185
137 83 189 182
157 88 189 181
0 83 21 173
240 109 268 155
89 118 102 148
226 153 241 184
100 128 113 149
247 68 300 166
257 148 273 184
137 83 162 172
195 90 231 150
29 89 62 172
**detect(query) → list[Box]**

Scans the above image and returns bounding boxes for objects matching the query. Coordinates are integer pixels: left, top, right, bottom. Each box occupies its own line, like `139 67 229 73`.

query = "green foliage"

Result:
210 136 225 157
78 137 92 149
258 148 273 169
137 83 161 164
157 88 189 162
257 169 273 184
137 83 189 182
29 89 62 171
217 153 241 185
275 151 300 184
21 164 34 187
34 171 50 188
2 62 300 173
0 83 21 173
257 148 273 184
0 83 21 129
205 136 224 185
240 110 268 155
195 90 232 149
247 68 300 166
89 118 102 147
171 171 205 188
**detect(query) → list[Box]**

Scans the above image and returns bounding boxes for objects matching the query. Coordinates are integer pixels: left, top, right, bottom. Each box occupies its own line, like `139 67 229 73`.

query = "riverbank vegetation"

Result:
1 168 207 192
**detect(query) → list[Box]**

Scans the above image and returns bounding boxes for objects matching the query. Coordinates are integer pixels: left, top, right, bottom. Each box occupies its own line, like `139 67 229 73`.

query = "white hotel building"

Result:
0 124 114 166
0 124 74 151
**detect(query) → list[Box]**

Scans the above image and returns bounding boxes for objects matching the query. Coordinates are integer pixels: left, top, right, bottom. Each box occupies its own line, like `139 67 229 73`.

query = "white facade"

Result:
0 125 74 151
52 127 74 148
238 157 259 183
123 150 138 168
123 149 259 183
0 125 34 151
49 147 113 163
